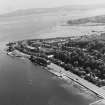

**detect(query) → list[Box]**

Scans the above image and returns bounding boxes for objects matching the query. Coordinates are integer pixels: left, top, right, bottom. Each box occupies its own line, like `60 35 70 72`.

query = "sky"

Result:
0 0 105 14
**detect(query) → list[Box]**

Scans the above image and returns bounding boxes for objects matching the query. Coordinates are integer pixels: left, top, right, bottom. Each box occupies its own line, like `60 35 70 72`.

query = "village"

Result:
6 34 105 89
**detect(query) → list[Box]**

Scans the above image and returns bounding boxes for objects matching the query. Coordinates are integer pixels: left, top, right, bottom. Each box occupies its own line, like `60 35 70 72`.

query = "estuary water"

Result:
0 49 99 105
0 38 101 105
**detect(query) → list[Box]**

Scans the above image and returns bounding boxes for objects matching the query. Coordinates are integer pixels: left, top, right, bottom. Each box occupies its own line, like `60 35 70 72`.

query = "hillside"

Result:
67 15 105 25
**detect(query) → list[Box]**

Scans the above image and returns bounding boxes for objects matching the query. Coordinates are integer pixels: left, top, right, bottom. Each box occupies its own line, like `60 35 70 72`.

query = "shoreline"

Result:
5 36 105 104
0 41 101 105
6 48 103 100
47 63 102 96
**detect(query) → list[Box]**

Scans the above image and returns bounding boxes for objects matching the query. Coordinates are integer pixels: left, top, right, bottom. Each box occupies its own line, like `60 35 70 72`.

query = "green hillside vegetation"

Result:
6 34 105 87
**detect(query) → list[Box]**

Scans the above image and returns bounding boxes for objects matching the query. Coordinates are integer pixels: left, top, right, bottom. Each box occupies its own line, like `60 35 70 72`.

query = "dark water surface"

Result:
0 49 99 105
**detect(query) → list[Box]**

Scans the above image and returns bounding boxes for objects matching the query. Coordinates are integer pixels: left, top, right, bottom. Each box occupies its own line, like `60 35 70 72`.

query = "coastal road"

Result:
48 63 105 99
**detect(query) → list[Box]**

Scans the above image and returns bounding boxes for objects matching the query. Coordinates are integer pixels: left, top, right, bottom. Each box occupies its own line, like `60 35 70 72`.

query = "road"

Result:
48 63 105 99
